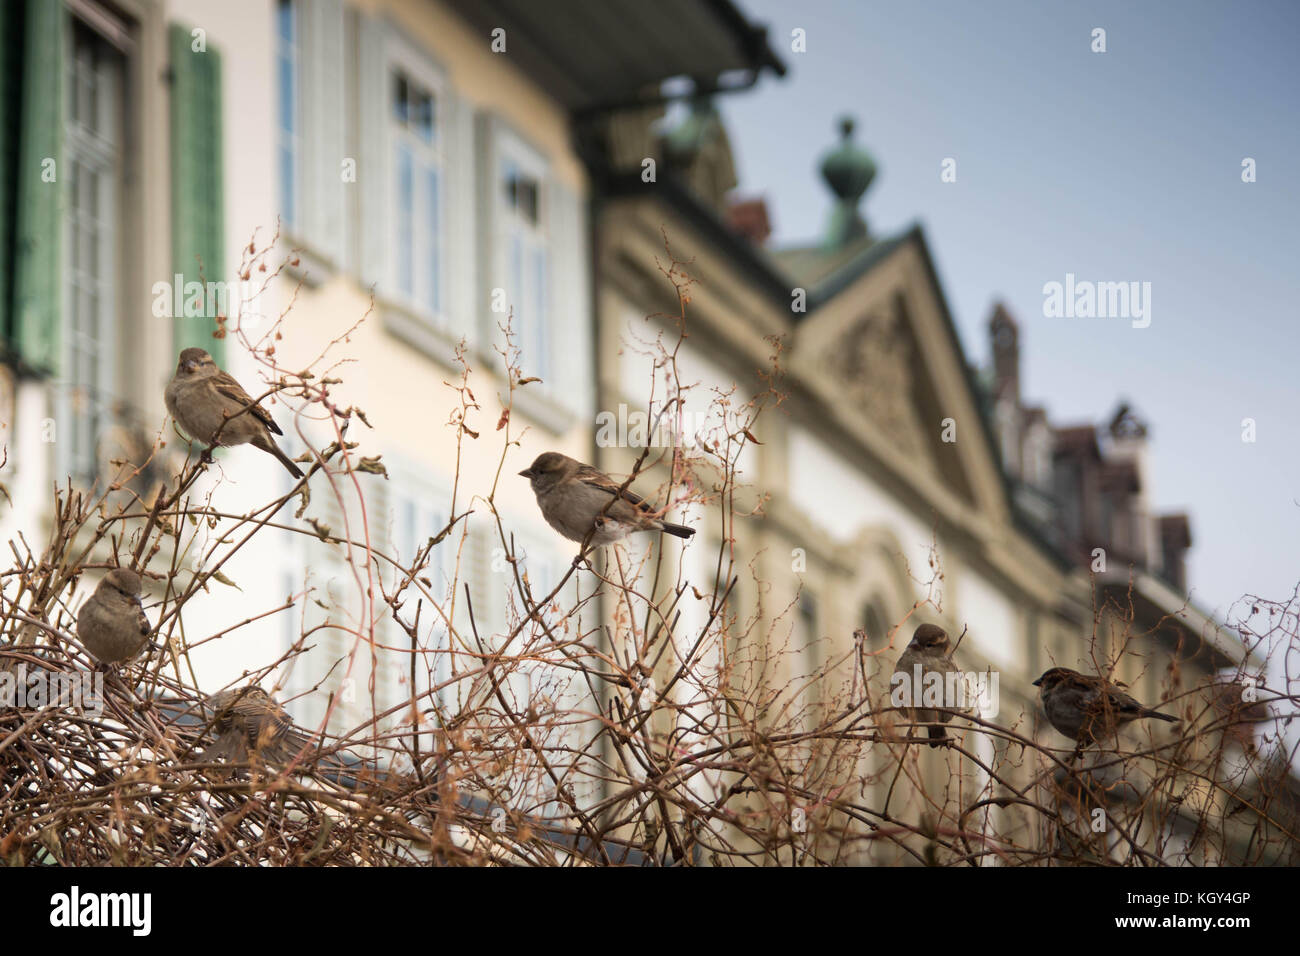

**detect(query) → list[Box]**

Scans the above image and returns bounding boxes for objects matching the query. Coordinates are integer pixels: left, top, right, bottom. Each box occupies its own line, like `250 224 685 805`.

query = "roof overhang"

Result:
442 0 785 115
1096 569 1258 671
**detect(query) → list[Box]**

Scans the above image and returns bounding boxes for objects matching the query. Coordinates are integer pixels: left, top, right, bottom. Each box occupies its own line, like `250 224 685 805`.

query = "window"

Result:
496 133 548 381
386 478 452 711
388 65 443 319
275 0 299 230
61 18 124 481
272 0 343 266
862 598 887 645
793 590 821 738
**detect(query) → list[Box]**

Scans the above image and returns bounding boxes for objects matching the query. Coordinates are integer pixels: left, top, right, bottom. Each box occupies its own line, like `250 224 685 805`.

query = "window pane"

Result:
503 161 539 226
277 55 295 135
415 90 434 144
276 0 297 229
509 234 522 317
426 166 440 314
396 144 413 297
392 71 409 125
519 179 538 225
277 0 294 43
502 160 517 209
532 246 547 375
279 143 296 227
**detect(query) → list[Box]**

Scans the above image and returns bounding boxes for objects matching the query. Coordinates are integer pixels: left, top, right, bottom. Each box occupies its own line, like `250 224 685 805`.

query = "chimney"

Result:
1106 402 1155 569
727 197 772 244
1158 514 1192 591
988 303 1020 403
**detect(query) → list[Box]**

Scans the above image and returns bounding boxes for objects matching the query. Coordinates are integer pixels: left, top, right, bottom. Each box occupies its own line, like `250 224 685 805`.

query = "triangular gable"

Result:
785 225 1014 530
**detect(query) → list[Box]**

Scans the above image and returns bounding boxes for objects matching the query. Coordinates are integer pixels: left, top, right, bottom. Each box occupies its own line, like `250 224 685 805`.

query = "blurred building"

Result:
587 93 1271 858
0 0 1280 861
0 0 782 784
0 0 611 732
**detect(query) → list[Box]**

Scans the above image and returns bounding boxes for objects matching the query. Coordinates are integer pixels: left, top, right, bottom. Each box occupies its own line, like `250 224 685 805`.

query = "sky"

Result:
718 0 1300 621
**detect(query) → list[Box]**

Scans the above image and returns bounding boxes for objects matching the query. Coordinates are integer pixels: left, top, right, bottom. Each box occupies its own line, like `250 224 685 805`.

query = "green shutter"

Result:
169 23 224 364
0 0 25 350
11 0 64 375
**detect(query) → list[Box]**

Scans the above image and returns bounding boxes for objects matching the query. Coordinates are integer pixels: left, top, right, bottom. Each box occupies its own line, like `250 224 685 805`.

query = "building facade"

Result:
0 0 1281 862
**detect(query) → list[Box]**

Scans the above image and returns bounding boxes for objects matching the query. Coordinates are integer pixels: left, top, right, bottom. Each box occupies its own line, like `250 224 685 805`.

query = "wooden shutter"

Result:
0 0 25 349
546 178 592 418
11 0 65 374
168 23 225 364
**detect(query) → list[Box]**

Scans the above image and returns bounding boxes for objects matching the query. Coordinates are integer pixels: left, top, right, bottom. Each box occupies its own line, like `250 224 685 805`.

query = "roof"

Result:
1099 459 1141 494
442 0 785 113
768 232 908 303
1054 424 1101 459
1160 513 1192 549
1095 570 1260 671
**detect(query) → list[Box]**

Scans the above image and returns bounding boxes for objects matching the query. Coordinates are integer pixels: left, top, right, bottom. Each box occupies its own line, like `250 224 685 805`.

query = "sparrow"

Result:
76 568 151 664
199 686 313 766
519 452 695 547
891 624 960 747
1033 667 1179 745
164 347 304 478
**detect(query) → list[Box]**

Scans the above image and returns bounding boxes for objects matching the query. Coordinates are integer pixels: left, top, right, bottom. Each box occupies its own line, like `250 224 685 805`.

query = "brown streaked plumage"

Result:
1033 667 1179 745
199 686 312 766
519 452 695 547
164 347 304 478
77 568 151 664
891 623 960 748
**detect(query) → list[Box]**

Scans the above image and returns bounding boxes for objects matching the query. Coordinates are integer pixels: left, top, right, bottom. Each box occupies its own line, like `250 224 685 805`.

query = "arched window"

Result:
861 597 888 645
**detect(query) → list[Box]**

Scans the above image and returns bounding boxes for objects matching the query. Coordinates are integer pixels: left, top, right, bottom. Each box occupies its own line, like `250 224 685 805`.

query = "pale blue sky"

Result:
720 0 1300 619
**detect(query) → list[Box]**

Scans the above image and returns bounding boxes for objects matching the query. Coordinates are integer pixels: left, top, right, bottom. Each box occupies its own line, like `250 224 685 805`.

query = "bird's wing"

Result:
573 464 658 518
234 695 311 762
133 598 150 636
1104 687 1151 717
211 369 282 435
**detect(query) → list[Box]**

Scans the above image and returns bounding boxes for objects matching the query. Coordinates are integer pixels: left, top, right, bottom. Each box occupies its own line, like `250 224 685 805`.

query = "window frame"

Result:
493 126 550 381
59 13 126 482
275 0 301 232
381 32 448 328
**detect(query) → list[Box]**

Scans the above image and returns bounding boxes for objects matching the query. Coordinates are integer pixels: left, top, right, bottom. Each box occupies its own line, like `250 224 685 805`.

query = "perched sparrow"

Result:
519 452 695 547
1033 667 1179 744
164 347 303 478
77 568 151 664
199 686 312 766
891 624 960 747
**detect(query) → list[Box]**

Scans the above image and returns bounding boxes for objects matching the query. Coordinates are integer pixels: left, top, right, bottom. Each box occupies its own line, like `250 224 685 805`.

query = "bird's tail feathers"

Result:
660 521 695 539
262 438 305 479
198 735 241 765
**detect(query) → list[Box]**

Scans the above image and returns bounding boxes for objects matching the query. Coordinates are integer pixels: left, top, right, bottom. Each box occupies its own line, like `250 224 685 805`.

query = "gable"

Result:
788 227 1011 529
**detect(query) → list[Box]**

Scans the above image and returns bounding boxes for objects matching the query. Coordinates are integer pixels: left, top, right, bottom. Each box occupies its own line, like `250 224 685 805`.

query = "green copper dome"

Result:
819 116 877 248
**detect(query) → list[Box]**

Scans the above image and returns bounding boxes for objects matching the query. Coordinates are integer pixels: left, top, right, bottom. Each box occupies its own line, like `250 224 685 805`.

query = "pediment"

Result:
792 230 1008 523
818 303 932 467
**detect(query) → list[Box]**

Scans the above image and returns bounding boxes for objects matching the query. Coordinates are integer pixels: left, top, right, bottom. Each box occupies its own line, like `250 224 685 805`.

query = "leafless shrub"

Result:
0 237 1296 866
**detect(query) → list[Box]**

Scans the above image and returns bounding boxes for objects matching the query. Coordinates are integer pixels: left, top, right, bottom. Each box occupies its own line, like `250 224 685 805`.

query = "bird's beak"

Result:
182 359 198 373
1031 677 1042 687
518 469 532 478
